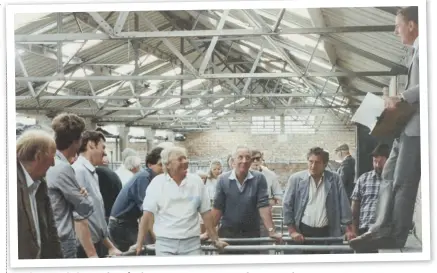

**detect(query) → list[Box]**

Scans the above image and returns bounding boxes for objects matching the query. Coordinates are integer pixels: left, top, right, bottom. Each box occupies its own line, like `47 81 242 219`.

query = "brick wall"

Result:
106 130 356 189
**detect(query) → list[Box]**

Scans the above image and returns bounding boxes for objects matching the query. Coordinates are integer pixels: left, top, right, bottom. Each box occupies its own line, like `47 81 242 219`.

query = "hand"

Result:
290 231 304 243
345 231 357 241
269 199 276 206
212 239 228 253
384 96 401 109
108 247 122 256
200 233 209 241
269 231 283 244
79 187 88 197
135 244 143 256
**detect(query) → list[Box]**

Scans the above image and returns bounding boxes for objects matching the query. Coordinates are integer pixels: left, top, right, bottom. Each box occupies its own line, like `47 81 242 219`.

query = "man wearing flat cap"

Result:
350 144 390 253
335 144 356 201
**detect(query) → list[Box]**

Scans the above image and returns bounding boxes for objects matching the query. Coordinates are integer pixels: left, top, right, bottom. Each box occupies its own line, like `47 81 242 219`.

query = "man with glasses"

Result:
108 147 164 252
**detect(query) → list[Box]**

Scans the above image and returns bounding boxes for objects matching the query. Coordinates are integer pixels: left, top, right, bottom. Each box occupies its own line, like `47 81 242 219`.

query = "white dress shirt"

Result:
301 174 328 228
20 162 41 248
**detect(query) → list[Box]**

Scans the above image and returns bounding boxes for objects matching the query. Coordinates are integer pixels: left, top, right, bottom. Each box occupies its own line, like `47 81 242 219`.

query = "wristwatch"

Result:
268 227 274 233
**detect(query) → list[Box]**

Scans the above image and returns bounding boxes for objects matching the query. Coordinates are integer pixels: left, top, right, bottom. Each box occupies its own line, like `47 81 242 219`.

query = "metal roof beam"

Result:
15 70 404 82
15 25 396 42
16 92 365 101
17 104 358 112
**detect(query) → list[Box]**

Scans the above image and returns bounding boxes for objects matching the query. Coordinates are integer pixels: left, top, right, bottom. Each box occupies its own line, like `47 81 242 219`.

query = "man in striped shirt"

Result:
350 144 390 253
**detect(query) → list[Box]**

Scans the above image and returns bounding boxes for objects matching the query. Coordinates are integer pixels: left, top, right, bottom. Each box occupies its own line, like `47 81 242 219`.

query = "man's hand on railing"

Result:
269 231 283 244
200 232 209 241
290 231 304 243
345 230 357 241
211 238 228 253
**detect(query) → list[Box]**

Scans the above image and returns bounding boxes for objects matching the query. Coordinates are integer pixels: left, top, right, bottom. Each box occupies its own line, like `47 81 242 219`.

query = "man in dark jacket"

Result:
16 129 63 259
335 144 356 201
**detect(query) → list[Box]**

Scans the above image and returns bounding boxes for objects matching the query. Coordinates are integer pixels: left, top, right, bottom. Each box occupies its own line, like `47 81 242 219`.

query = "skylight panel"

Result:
197 109 212 117
154 98 180 109
213 98 224 104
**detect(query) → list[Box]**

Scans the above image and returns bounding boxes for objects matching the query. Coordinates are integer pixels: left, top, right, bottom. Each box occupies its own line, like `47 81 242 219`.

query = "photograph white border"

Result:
6 0 431 269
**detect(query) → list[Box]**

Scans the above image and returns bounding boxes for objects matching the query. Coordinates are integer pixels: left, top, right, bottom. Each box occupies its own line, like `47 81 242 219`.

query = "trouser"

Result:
299 223 330 254
60 238 77 258
356 228 378 253
370 133 421 248
108 218 141 252
155 236 201 256
77 241 105 258
218 227 261 255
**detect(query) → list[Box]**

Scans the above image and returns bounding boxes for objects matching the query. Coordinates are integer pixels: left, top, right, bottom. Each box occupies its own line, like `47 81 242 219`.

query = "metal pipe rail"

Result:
203 236 346 244
114 244 353 256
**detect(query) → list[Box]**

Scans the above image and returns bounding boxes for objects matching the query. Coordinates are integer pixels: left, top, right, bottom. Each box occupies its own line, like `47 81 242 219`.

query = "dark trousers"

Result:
218 227 260 255
299 223 330 254
77 241 105 258
370 134 421 248
356 228 378 253
108 218 155 253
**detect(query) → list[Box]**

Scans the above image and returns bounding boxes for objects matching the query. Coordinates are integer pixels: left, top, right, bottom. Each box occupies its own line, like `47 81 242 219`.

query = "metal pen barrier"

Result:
203 236 346 244
111 236 352 257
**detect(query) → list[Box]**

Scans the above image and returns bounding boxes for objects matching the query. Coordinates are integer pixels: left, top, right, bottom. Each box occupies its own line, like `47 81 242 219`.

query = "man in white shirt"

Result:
135 146 227 256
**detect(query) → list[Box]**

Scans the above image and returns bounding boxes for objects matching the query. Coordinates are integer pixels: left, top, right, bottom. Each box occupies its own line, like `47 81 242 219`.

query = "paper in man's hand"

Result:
351 93 385 132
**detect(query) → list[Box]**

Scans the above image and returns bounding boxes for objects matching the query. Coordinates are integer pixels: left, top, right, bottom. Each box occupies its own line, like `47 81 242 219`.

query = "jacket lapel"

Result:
323 171 332 198
405 48 415 89
17 162 38 244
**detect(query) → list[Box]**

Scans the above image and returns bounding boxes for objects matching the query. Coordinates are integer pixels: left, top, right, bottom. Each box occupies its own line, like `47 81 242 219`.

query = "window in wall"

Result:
284 116 316 134
251 116 281 134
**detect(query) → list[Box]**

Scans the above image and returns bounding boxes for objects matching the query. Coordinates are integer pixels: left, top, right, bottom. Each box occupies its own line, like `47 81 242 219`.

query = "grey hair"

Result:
196 170 208 177
16 129 56 163
123 155 142 171
232 145 252 159
160 146 188 173
122 148 138 162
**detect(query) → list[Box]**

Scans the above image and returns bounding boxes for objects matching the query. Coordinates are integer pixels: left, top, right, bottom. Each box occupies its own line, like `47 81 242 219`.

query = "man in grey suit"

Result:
335 144 356 201
350 6 421 251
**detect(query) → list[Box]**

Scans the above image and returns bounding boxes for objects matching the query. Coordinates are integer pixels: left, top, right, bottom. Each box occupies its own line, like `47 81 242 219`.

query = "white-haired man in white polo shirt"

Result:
135 146 227 256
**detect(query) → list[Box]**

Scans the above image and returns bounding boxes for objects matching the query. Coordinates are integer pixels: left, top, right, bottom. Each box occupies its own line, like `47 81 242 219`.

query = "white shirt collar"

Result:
413 36 419 50
76 155 96 173
229 169 254 182
19 162 40 188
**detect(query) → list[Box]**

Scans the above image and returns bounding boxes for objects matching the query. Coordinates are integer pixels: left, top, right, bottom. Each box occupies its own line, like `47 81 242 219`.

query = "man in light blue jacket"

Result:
283 147 356 254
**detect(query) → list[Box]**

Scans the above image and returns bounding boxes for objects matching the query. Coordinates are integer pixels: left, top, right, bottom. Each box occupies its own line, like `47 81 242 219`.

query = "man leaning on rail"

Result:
135 146 227 256
205 145 282 255
282 147 356 254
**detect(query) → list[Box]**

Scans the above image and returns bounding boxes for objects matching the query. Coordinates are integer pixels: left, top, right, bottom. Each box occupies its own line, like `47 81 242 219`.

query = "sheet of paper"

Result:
351 93 385 131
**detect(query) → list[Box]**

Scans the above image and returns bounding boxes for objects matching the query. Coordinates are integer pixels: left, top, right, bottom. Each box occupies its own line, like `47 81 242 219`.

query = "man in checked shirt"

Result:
350 143 390 253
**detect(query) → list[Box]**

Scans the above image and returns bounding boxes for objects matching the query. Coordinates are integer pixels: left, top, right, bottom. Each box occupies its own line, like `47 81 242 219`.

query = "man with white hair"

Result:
16 129 63 259
119 156 142 187
135 146 227 256
207 145 282 255
115 148 139 186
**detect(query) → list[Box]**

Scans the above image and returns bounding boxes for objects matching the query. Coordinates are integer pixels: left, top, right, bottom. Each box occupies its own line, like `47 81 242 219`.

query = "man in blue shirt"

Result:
108 147 164 252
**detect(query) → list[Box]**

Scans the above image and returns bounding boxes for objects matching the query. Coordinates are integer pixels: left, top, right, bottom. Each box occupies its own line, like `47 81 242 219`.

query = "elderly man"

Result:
283 147 355 254
350 6 422 251
351 144 390 253
109 147 164 252
73 131 121 258
135 146 227 256
46 113 96 258
335 144 356 200
209 146 281 255
115 148 139 186
16 129 63 259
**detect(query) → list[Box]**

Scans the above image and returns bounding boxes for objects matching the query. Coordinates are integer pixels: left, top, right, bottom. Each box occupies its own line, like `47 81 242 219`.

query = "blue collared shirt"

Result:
110 168 156 221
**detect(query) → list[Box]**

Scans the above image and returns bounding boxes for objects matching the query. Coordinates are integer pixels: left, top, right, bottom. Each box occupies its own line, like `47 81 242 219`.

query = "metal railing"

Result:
112 236 353 257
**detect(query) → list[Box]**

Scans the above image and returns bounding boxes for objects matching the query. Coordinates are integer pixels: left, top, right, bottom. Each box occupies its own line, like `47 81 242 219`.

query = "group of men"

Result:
15 6 421 259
